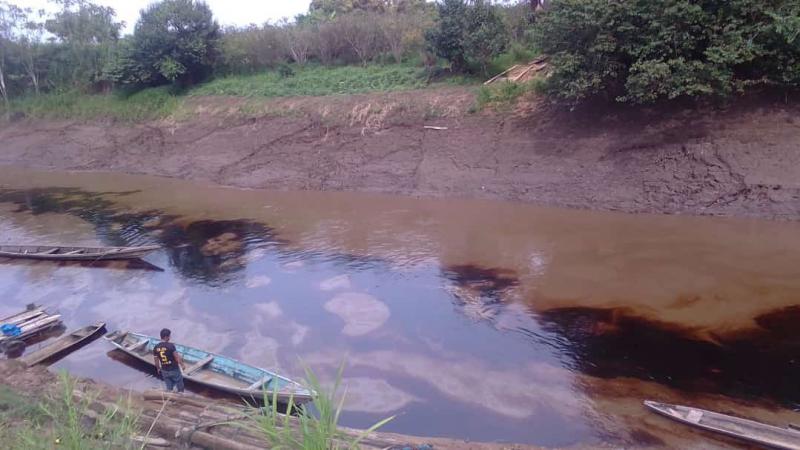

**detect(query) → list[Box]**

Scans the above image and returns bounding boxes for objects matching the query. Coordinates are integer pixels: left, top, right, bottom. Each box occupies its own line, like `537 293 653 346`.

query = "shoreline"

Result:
0 360 542 450
0 89 798 222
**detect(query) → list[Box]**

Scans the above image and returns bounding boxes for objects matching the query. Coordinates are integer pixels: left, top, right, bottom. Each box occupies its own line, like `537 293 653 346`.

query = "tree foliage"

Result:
217 10 430 73
308 0 428 16
45 0 121 45
534 0 800 104
426 0 509 74
108 0 219 86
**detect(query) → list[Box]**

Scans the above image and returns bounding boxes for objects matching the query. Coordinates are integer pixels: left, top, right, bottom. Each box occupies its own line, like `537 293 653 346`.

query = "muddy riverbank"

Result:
0 360 542 450
1 88 799 220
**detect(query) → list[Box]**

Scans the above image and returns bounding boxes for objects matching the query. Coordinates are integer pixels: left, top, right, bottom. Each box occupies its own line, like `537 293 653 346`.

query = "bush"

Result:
534 0 800 105
107 0 220 87
218 24 287 74
426 0 509 75
488 42 537 76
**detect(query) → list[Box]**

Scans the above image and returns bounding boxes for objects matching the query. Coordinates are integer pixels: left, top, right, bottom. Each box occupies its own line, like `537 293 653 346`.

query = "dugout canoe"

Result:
105 330 315 405
644 400 800 450
0 244 160 261
21 322 106 366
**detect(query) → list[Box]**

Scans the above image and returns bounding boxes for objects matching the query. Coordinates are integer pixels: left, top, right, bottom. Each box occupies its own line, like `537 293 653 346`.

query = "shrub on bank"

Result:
534 0 800 105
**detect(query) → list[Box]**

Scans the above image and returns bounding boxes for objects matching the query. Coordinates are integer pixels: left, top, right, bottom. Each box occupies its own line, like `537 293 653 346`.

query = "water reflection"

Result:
0 181 799 447
0 188 279 285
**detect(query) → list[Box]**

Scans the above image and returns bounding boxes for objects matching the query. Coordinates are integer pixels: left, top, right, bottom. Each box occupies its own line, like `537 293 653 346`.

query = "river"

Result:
1 166 799 448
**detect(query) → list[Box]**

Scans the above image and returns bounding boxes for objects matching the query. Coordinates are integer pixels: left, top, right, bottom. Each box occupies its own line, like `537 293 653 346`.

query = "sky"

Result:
15 0 312 33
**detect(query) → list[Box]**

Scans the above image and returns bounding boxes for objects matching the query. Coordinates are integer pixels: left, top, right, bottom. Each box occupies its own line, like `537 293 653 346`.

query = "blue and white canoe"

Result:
105 330 314 405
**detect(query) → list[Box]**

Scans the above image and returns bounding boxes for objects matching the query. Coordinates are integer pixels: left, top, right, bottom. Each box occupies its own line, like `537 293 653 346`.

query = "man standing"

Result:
153 328 186 393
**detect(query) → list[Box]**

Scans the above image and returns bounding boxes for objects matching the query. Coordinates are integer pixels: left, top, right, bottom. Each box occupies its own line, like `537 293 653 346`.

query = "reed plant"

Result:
248 362 394 449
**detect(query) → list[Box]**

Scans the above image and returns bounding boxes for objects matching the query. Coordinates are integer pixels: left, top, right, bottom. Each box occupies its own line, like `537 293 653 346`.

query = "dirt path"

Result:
1 88 799 221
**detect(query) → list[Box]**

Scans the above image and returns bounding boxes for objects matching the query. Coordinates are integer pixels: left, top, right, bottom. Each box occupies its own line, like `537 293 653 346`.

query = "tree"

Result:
426 0 469 71
110 0 219 86
533 0 800 105
44 0 122 88
338 12 382 65
380 11 429 63
282 23 313 65
18 8 46 94
0 1 25 109
45 0 121 45
426 0 509 74
463 1 508 74
309 0 427 16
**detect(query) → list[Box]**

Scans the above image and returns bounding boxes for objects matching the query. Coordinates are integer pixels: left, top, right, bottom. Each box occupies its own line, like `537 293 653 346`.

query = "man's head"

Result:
160 328 171 342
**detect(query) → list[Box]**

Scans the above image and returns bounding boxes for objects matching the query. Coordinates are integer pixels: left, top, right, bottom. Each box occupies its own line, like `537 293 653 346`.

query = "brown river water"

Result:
1 166 799 447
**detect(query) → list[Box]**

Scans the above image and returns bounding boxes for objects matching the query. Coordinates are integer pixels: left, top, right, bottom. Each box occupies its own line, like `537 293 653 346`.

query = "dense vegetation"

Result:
1 0 799 117
0 1 535 105
535 0 800 104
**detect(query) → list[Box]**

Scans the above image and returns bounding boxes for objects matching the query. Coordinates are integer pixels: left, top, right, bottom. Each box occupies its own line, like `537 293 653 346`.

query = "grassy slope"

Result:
6 86 180 122
3 64 475 122
192 64 432 97
2 58 544 122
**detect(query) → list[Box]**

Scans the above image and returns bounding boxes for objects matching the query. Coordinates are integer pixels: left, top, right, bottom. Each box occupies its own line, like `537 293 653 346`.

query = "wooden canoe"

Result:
0 244 160 261
105 331 315 405
644 400 800 450
21 322 106 367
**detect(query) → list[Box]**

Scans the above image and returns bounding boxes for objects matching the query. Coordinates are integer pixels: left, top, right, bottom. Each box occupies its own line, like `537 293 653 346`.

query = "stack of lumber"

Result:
73 386 539 450
484 56 550 85
0 306 62 349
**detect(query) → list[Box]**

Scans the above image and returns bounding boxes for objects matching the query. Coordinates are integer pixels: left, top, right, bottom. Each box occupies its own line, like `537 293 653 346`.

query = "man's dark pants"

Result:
161 368 185 392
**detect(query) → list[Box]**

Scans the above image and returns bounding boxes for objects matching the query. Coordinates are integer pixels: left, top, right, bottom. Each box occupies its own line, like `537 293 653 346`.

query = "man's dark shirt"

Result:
153 341 178 370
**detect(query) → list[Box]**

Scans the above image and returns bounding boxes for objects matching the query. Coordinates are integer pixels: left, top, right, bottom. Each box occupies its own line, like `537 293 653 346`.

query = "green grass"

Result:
487 43 539 77
0 372 140 450
5 86 179 121
0 63 478 122
475 79 542 111
191 64 430 98
0 385 42 422
248 362 394 449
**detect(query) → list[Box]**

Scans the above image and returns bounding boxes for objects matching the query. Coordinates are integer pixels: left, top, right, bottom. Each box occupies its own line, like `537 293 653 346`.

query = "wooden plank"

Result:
143 390 211 409
1 307 45 325
484 64 520 85
246 375 272 391
125 339 148 353
184 355 214 376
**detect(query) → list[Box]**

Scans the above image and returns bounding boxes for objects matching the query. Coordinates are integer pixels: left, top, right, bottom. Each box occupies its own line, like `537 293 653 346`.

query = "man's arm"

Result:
153 355 161 374
174 351 186 371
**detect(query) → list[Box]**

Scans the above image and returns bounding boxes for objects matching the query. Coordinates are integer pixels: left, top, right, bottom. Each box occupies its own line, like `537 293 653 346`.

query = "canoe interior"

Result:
22 323 106 366
645 401 800 450
108 331 310 398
